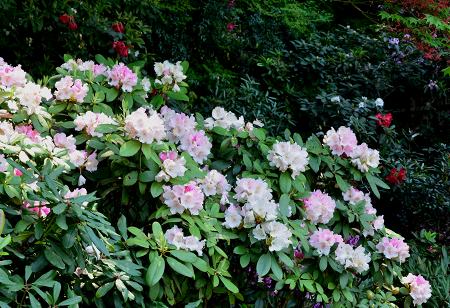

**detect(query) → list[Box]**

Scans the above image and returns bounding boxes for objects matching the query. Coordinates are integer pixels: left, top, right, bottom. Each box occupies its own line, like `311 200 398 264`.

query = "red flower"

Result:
59 14 71 24
68 21 78 31
227 23 236 32
386 167 407 185
375 113 393 128
112 22 125 33
112 41 129 57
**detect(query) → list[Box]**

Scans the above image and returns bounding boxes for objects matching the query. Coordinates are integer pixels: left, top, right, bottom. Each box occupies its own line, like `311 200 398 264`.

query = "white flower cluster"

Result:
252 221 293 252
267 141 309 178
124 107 166 144
155 151 187 182
74 111 116 137
199 169 231 205
165 225 205 256
334 243 371 273
14 82 52 116
350 143 380 173
204 107 244 130
223 178 292 251
154 60 187 92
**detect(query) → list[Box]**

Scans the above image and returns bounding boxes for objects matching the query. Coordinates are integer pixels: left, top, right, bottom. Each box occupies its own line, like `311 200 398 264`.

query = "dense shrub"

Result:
0 56 438 307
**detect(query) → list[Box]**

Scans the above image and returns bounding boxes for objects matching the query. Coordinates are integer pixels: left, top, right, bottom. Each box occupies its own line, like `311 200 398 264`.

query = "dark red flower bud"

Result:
59 14 71 24
112 22 125 33
386 167 407 185
375 113 393 128
112 41 129 57
227 23 236 32
68 21 78 31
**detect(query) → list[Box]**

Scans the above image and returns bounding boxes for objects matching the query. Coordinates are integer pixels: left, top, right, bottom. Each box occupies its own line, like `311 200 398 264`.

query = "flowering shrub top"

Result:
0 56 431 307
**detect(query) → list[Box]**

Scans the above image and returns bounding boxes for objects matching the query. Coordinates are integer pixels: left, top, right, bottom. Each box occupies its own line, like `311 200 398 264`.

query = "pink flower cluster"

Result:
401 274 432 306
53 133 76 151
107 63 137 92
155 151 187 182
24 201 51 217
342 187 376 215
199 169 231 204
0 60 27 89
69 150 99 172
60 59 108 77
124 108 166 144
159 106 212 164
162 182 204 215
309 228 343 256
165 225 205 256
323 126 380 172
64 187 87 199
160 106 196 143
54 76 88 103
304 189 336 224
16 125 40 142
179 131 212 164
323 126 357 156
74 111 116 137
376 237 410 263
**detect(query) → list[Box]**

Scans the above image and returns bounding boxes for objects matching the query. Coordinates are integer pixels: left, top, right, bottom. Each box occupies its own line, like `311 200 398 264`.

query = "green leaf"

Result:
279 194 291 217
167 91 189 101
52 203 66 215
150 95 164 108
167 257 194 278
271 256 283 280
139 170 156 182
0 209 5 235
117 215 127 240
170 250 197 263
252 128 266 141
58 296 82 306
277 252 294 268
146 256 165 286
256 254 272 276
319 256 328 271
96 282 114 298
365 173 380 198
339 273 349 288
220 276 239 294
335 174 350 192
105 88 119 102
119 140 141 157
279 172 292 193
123 171 138 186
44 249 65 269
150 182 163 198
240 254 250 268
95 124 118 134
141 144 161 165
309 156 320 173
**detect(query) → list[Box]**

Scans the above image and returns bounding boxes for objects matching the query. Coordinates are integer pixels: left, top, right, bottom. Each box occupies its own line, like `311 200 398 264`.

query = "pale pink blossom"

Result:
309 228 343 256
199 170 231 203
0 154 8 172
155 151 187 182
323 126 358 156
107 63 137 92
162 182 204 215
376 237 410 263
335 243 371 273
0 64 27 88
304 190 336 224
179 130 212 164
74 111 116 137
53 133 76 151
401 274 432 306
24 201 51 217
164 225 205 256
54 76 88 103
15 125 40 142
160 107 197 143
223 205 243 228
15 82 52 115
124 108 166 144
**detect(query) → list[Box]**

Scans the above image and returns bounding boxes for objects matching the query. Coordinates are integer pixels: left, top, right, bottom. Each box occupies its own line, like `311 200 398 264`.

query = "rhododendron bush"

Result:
0 56 432 307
